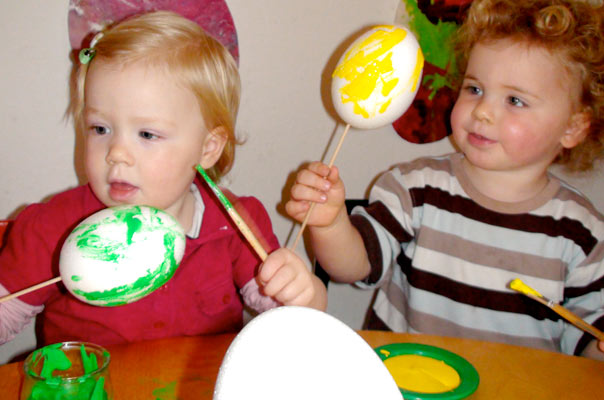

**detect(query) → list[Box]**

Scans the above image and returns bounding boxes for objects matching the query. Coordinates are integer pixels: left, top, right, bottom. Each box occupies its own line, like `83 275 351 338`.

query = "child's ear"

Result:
561 111 591 149
199 127 228 169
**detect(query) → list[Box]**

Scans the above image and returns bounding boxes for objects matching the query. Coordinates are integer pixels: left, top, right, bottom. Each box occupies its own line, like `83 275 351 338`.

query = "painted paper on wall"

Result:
392 0 472 143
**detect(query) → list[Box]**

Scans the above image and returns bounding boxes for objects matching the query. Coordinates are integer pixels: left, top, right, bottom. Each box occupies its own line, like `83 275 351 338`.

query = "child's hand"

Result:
258 248 327 310
285 162 346 228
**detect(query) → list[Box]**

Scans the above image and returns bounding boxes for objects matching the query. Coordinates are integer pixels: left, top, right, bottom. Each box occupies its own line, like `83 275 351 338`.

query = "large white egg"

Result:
214 306 402 400
331 24 424 129
59 205 185 306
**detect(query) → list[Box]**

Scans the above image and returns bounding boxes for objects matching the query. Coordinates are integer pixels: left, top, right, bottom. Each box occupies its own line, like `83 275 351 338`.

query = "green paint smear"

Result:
70 205 184 305
72 205 149 263
74 230 180 306
196 165 234 211
402 0 459 97
153 381 177 400
26 344 109 400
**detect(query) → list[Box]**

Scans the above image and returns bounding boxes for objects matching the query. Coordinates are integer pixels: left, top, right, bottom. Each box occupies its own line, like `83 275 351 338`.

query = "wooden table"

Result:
1 331 603 399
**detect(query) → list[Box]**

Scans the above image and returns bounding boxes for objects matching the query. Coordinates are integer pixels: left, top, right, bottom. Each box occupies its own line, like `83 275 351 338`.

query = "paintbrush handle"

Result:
0 276 62 304
526 293 604 341
550 303 604 342
225 208 268 261
196 166 267 261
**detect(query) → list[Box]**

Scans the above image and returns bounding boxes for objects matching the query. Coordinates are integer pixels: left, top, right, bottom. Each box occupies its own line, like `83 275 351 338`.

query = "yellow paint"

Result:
409 48 424 92
384 355 460 393
333 25 416 118
510 278 543 298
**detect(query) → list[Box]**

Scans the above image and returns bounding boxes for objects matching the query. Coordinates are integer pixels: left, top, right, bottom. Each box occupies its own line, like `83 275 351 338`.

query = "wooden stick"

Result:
290 124 351 251
0 276 62 304
523 292 604 342
196 165 267 261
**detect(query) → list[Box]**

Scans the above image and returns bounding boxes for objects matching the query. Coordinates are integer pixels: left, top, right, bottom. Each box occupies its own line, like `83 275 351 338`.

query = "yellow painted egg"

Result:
331 24 424 129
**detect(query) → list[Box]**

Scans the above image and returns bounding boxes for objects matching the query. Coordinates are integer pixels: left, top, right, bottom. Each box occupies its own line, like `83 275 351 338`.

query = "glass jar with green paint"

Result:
21 341 113 400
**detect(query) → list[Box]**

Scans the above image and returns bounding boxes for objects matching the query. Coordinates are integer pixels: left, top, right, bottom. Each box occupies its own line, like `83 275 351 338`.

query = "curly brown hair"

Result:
453 0 604 171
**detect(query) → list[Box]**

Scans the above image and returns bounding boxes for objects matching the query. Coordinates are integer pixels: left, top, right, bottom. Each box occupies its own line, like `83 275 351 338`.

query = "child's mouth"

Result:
468 132 496 146
109 181 138 201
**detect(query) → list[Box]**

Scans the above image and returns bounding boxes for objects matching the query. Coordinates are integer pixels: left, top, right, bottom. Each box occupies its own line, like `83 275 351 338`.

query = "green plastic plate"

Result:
374 343 479 400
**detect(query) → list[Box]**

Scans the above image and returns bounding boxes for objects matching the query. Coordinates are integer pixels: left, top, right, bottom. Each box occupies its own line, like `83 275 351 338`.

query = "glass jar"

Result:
21 341 113 400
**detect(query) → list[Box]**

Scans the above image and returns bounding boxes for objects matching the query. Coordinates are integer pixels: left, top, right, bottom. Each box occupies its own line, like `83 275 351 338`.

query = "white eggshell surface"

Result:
59 205 185 306
332 24 424 129
214 306 402 400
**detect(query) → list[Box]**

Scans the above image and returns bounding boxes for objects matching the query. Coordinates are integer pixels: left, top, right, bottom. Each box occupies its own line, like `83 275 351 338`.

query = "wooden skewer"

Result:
196 165 267 261
510 279 604 341
3 169 268 304
0 276 62 304
290 124 351 251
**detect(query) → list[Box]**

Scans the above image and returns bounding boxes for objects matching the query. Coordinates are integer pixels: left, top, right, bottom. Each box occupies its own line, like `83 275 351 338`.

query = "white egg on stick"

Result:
291 25 424 250
0 205 186 306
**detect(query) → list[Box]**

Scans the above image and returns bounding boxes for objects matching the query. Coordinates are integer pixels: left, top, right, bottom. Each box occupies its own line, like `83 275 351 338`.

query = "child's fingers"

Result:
307 161 332 177
290 181 328 204
306 163 341 187
257 248 289 284
284 198 311 221
296 168 332 192
260 263 296 298
258 249 314 304
326 165 340 183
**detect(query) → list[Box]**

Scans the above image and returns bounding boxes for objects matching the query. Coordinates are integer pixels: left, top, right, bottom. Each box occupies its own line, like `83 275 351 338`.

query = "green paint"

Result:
24 343 110 400
72 275 83 282
73 228 179 306
423 72 454 100
33 343 71 381
69 205 184 306
72 206 149 263
113 206 144 244
75 224 126 263
152 381 177 400
401 0 459 97
196 165 234 211
90 377 106 400
81 344 97 374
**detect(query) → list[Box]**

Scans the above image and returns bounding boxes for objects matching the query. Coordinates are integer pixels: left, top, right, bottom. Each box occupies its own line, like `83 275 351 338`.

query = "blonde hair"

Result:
69 11 241 181
453 0 604 171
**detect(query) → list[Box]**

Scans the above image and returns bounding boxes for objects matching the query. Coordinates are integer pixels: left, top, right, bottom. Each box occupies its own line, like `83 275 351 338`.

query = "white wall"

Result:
2 0 604 364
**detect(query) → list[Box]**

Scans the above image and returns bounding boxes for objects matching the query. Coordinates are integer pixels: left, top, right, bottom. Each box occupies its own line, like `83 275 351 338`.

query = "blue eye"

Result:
139 131 157 140
91 125 109 135
508 96 526 107
470 86 482 95
464 85 482 96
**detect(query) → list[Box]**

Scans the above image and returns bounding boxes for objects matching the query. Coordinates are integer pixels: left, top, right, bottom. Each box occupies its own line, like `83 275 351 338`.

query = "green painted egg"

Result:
59 205 185 306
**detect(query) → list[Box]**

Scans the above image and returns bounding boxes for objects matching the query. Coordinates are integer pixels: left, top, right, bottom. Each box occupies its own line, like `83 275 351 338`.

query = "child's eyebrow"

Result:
82 106 104 117
502 84 538 99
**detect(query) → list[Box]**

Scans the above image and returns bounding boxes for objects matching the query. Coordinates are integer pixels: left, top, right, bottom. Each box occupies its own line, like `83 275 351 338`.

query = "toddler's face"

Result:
450 39 583 174
83 60 213 227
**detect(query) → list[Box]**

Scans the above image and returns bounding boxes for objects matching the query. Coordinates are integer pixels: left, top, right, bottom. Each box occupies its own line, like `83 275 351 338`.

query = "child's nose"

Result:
106 136 134 166
471 99 494 124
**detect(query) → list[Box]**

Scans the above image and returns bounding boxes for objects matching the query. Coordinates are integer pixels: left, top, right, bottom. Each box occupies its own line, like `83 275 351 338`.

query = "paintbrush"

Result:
196 165 267 261
509 278 604 341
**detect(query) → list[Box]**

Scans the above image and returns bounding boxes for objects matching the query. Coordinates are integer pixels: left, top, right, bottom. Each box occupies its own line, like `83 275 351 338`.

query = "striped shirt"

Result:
351 153 604 356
